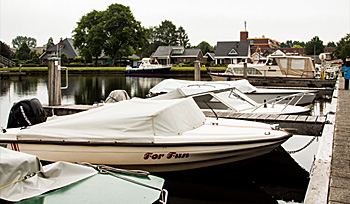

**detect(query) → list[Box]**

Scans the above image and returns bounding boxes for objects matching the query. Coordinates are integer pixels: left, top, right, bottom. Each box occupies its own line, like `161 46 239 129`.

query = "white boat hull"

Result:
1 118 291 172
3 139 286 172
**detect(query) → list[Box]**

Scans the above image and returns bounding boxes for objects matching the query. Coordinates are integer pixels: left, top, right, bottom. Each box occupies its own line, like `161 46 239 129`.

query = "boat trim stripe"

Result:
0 134 292 147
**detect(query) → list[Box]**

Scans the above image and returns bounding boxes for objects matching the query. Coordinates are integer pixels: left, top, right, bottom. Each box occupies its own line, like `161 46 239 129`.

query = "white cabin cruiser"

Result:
125 58 171 76
0 98 291 172
148 79 316 105
209 55 316 81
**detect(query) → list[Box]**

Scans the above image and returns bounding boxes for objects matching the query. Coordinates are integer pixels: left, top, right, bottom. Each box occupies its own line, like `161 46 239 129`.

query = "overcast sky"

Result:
0 0 349 48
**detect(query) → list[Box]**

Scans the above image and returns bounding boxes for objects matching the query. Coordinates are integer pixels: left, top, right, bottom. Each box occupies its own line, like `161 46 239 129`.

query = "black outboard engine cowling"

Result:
7 98 47 128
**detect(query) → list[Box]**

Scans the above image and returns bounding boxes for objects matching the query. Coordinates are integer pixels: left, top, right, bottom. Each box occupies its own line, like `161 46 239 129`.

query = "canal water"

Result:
0 75 329 203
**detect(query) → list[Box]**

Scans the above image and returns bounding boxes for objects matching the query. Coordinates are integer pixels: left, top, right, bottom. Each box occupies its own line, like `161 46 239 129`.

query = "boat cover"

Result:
16 98 205 142
149 79 257 94
0 147 97 202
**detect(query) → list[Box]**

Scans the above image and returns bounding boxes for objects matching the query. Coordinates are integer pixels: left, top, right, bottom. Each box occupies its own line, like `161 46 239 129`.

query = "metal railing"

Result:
0 55 16 68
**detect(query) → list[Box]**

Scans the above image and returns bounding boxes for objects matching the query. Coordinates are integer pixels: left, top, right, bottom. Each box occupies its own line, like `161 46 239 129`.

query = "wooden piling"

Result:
194 61 201 81
48 57 61 106
243 62 247 79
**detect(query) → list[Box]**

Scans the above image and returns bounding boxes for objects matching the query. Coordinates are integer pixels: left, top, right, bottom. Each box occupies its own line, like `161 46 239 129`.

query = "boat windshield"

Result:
226 67 263 75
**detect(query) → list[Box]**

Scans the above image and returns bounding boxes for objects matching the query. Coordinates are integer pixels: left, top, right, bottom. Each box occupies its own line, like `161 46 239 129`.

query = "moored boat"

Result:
0 98 291 172
148 79 317 105
125 58 172 76
209 55 316 81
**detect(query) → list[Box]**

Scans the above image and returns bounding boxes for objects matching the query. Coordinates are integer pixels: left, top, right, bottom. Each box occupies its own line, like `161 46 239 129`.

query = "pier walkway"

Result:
304 77 350 203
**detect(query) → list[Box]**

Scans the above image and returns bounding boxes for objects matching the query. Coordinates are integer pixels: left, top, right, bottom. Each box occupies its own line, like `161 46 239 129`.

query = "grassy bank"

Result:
0 66 227 72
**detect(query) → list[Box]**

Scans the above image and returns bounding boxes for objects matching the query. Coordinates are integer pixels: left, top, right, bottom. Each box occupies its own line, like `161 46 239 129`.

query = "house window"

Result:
228 49 238 55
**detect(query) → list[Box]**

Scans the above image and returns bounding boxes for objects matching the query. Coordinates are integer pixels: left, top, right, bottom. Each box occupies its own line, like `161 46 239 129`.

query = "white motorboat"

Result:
148 79 317 105
0 98 291 172
209 55 316 81
151 82 311 115
125 58 172 76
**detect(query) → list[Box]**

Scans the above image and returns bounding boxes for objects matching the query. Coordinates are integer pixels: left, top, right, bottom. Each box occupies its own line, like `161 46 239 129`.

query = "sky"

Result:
0 0 349 48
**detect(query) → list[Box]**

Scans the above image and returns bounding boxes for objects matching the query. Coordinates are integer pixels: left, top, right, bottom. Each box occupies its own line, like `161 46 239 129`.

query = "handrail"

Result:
0 55 16 67
59 66 69 90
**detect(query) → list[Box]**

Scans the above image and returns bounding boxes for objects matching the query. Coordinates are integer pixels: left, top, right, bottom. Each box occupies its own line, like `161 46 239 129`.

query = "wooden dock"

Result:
202 111 326 136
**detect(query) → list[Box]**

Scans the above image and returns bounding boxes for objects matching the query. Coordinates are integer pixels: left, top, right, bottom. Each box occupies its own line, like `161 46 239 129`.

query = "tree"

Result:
46 37 55 50
280 40 305 48
60 52 68 65
154 20 178 46
304 36 324 55
196 41 214 54
334 34 350 61
29 51 40 64
103 3 146 66
15 42 31 60
177 26 190 47
73 10 106 66
12 36 37 48
326 41 336 47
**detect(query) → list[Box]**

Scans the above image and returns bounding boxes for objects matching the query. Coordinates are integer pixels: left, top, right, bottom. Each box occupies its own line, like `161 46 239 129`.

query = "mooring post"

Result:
48 57 61 106
243 62 248 79
194 60 201 81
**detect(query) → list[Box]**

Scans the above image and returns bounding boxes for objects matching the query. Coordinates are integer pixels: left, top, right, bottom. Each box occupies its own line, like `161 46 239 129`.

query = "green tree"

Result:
177 26 189 47
326 41 336 47
334 34 350 61
46 37 55 50
12 36 37 48
60 52 68 65
154 20 178 46
304 36 324 55
196 41 214 54
73 10 106 66
29 51 40 64
103 3 146 66
15 42 31 60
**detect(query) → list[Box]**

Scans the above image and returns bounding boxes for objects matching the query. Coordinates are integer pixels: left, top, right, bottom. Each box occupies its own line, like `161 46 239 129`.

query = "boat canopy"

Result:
149 79 257 95
0 147 96 202
274 56 315 78
17 98 205 143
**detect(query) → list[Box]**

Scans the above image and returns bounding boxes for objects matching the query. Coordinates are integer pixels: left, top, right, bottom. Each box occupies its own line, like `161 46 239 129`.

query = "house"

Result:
40 38 79 64
204 52 215 63
214 41 251 65
151 46 204 65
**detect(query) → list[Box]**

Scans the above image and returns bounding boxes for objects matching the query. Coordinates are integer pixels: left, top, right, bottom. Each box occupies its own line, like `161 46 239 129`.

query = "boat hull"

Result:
124 67 172 76
1 137 289 172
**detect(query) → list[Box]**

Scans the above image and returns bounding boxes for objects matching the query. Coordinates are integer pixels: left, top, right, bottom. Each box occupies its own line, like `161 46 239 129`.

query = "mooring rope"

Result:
0 169 43 190
287 136 317 154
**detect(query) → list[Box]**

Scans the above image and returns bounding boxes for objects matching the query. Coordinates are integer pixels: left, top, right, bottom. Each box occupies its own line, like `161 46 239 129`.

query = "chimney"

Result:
240 31 248 42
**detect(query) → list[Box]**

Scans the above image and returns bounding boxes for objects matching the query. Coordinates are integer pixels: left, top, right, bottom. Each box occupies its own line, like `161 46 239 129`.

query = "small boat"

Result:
0 147 167 203
209 55 316 81
148 79 317 105
151 86 310 115
125 58 172 76
0 98 291 172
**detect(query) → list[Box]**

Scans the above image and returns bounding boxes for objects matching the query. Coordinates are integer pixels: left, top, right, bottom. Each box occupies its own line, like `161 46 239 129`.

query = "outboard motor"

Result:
7 98 47 128
105 90 131 103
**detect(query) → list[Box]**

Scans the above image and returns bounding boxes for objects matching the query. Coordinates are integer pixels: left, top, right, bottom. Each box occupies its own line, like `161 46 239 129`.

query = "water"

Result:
0 74 328 203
